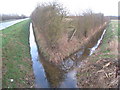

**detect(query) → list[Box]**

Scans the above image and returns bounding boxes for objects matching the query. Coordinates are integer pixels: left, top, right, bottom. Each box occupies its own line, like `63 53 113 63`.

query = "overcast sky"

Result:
0 0 119 16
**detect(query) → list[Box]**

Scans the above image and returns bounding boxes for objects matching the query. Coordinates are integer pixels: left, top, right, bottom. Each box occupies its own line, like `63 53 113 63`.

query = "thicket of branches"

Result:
31 2 109 50
1 14 27 21
31 2 67 49
74 10 107 39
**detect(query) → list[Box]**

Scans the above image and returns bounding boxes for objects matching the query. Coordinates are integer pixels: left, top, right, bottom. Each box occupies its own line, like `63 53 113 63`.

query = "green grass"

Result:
1 19 34 88
100 20 118 53
118 20 120 42
89 20 118 62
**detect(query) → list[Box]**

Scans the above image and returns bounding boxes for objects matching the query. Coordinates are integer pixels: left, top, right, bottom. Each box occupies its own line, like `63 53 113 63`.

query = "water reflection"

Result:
31 22 107 88
39 56 66 88
61 28 105 70
59 70 77 88
29 23 50 88
38 28 106 88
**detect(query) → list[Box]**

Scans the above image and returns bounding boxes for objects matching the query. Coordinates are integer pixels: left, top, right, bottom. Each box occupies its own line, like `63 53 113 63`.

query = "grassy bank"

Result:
77 20 118 88
1 19 34 88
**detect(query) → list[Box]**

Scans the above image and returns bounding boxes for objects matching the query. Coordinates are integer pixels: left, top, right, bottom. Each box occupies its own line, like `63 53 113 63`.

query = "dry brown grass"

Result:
31 2 109 64
33 22 107 64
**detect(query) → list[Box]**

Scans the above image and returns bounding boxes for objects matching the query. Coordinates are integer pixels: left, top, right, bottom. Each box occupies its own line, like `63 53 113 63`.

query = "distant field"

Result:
1 19 34 88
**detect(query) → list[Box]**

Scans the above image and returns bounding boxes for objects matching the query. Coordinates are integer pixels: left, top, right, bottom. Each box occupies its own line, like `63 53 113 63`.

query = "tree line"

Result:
1 14 28 21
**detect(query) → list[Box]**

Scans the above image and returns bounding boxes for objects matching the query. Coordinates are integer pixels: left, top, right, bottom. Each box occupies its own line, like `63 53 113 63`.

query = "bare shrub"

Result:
31 2 67 49
74 10 106 39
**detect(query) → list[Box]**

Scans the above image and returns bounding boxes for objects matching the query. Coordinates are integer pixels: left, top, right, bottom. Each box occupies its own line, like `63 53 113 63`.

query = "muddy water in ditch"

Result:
29 23 107 88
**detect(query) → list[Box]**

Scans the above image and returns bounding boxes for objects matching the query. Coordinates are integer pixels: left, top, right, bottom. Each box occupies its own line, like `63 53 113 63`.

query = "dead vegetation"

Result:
31 2 67 49
76 20 119 88
74 10 106 39
77 56 118 88
31 2 109 64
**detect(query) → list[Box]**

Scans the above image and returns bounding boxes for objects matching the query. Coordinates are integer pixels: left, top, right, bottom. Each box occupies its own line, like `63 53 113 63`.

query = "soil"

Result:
76 51 118 88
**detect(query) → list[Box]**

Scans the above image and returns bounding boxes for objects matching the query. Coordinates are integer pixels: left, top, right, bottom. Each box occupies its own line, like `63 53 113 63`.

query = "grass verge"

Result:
1 19 34 88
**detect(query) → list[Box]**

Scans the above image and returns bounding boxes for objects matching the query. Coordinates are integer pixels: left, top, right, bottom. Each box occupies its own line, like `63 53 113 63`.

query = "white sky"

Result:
0 0 119 16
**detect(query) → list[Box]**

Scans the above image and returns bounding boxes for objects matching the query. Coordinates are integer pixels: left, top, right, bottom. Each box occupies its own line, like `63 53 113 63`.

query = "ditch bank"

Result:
76 20 119 88
32 22 108 65
2 20 34 88
30 21 109 88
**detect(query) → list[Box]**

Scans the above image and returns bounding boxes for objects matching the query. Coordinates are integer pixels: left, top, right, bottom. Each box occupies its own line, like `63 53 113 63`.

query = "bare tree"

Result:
74 10 106 39
31 2 67 49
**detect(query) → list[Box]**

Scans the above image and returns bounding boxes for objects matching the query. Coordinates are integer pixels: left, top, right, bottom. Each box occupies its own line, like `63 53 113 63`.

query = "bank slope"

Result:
1 19 34 88
77 20 118 88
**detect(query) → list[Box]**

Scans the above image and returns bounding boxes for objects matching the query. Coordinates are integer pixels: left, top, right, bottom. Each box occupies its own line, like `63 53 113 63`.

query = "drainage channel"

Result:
29 23 50 88
29 22 107 88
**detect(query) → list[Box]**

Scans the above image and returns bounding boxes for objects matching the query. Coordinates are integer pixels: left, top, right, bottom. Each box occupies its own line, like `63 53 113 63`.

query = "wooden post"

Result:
68 29 76 42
